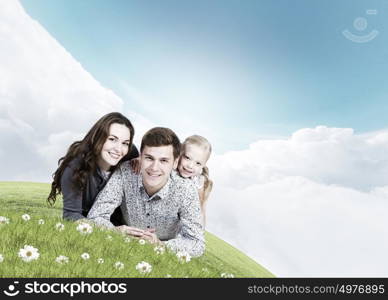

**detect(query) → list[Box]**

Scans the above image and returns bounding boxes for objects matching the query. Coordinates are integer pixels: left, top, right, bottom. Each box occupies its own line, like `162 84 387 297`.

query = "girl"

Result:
47 112 138 225
177 135 213 227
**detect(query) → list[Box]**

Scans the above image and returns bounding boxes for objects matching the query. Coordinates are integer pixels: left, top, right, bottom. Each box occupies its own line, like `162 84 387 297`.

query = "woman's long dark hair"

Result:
47 112 135 206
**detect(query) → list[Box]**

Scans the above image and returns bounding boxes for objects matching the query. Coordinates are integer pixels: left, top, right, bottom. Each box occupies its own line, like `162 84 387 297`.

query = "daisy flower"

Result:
0 254 4 263
18 245 39 262
0 216 10 225
76 222 93 235
81 253 90 260
55 255 69 264
135 261 152 274
97 258 104 264
138 239 146 245
153 245 165 255
38 219 45 225
55 223 65 231
176 251 191 263
21 214 31 221
114 261 124 270
221 273 234 278
165 274 172 278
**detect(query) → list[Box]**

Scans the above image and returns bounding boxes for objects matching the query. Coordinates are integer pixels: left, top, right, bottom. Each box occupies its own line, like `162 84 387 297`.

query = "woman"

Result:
47 112 138 225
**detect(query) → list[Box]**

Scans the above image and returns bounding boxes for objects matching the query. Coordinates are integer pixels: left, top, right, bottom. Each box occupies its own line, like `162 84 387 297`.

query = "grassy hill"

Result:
0 181 274 278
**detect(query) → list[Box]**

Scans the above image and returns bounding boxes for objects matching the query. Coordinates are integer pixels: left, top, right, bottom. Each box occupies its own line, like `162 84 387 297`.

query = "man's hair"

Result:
140 127 181 159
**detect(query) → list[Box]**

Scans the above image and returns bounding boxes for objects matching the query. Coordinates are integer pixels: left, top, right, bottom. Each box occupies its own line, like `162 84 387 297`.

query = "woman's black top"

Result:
61 145 139 225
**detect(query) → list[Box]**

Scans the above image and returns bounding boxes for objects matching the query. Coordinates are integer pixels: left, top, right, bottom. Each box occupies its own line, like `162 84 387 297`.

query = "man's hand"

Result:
116 225 145 237
140 228 161 244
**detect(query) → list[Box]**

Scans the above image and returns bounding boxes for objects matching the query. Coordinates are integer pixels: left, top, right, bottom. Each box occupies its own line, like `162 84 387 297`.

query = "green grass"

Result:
0 181 274 278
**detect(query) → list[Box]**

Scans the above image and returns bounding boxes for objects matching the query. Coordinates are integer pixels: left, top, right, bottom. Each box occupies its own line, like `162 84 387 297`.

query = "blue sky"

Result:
20 0 388 153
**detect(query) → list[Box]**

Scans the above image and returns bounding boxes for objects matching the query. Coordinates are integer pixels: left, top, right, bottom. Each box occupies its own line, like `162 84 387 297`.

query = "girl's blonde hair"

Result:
182 135 213 206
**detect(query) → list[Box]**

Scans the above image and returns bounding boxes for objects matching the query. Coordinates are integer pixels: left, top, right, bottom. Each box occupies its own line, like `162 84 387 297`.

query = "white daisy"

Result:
176 251 191 263
0 216 9 225
138 239 146 245
81 253 90 260
220 273 235 278
135 261 152 274
114 261 124 270
97 258 104 264
153 245 165 255
76 222 93 235
38 219 45 225
165 274 172 278
55 223 65 231
0 254 4 263
55 255 69 264
21 214 31 221
18 245 39 262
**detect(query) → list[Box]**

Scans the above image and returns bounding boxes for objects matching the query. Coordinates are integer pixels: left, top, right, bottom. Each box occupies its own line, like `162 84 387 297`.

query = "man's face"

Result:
140 145 177 196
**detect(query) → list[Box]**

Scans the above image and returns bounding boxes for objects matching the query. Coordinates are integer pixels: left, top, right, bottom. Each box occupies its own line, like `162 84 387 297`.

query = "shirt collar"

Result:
138 170 175 201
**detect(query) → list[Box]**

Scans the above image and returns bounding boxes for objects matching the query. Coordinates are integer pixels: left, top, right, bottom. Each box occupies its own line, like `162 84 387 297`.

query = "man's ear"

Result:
173 158 179 169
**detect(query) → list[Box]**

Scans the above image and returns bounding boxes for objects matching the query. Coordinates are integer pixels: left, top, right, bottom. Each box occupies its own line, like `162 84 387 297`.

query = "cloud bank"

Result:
207 126 388 276
0 1 154 182
1 1 387 277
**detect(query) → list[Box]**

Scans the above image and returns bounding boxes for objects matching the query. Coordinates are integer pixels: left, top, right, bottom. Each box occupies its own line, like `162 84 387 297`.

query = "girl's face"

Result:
178 144 208 178
98 123 131 171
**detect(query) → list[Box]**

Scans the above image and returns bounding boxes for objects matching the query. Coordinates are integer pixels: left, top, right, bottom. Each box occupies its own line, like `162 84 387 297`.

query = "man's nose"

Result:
150 160 159 170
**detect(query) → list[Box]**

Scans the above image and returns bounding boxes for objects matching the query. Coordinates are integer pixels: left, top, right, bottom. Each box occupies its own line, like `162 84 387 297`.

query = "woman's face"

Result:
178 144 208 178
98 123 131 171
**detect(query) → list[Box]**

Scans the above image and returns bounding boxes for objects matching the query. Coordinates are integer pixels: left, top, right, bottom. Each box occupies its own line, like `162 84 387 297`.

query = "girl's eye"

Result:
196 162 201 166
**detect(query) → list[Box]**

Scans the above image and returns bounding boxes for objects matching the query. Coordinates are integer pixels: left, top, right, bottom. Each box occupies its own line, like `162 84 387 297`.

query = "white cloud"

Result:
0 1 128 181
207 126 388 276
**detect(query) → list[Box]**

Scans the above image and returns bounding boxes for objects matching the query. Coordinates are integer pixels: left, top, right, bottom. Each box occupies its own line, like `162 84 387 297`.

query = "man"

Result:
87 127 205 257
